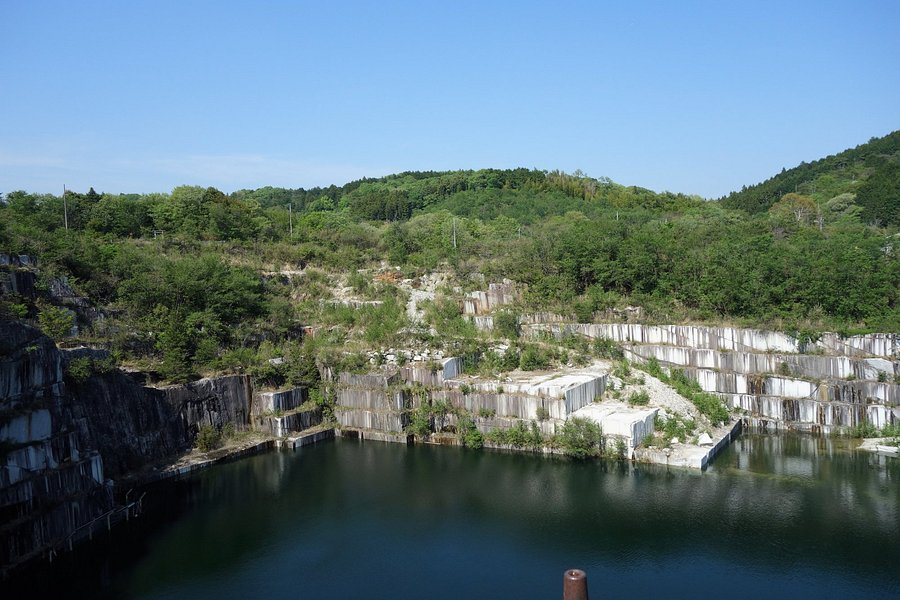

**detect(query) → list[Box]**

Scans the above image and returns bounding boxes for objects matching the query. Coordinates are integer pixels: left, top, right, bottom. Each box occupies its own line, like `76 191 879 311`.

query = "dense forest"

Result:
1 132 897 384
721 130 900 225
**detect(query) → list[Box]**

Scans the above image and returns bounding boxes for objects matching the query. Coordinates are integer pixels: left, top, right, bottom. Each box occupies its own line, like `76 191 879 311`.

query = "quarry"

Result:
2 262 898 576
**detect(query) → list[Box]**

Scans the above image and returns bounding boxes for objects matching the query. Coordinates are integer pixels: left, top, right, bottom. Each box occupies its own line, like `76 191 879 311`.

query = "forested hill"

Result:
720 130 900 225
233 168 702 223
1 139 898 384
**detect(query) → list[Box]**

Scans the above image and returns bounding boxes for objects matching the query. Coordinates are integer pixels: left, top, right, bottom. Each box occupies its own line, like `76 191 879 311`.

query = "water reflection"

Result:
7 434 899 599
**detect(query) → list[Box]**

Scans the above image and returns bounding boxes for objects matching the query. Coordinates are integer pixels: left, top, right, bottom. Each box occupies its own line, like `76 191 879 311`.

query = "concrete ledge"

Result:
277 428 335 449
335 428 410 444
634 419 742 470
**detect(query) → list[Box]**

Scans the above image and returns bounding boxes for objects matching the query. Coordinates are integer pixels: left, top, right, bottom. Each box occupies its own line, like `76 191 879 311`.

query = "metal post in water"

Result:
563 568 589 600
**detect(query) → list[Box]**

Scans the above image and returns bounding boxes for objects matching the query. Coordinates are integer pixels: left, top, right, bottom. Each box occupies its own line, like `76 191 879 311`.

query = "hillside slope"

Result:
720 130 900 225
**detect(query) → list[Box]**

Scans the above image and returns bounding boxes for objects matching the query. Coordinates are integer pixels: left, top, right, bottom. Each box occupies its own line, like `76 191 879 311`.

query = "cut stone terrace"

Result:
529 322 900 434
329 357 608 439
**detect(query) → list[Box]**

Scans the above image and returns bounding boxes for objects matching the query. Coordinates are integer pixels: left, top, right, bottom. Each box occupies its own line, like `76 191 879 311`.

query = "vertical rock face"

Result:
529 321 900 433
331 360 607 437
160 375 252 437
0 320 253 573
0 254 38 299
462 280 521 315
1 321 112 573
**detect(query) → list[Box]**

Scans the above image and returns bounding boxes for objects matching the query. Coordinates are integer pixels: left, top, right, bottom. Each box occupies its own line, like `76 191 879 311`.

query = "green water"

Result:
8 434 900 598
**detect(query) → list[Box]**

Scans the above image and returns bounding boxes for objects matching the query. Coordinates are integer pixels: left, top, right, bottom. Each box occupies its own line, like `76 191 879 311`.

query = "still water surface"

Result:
11 434 900 598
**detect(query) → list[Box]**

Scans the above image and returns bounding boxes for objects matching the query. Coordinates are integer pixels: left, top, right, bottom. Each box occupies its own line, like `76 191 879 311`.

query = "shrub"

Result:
613 360 631 379
458 414 484 449
507 421 530 448
528 421 544 450
5 302 29 319
628 390 650 406
847 422 879 438
65 357 94 384
643 357 665 379
656 415 695 445
573 300 594 324
615 438 627 460
880 424 900 437
38 304 74 340
477 407 496 418
519 345 549 371
494 309 521 339
690 392 729 426
406 406 432 438
196 425 221 452
535 406 550 420
560 417 603 459
592 337 623 360
432 399 451 431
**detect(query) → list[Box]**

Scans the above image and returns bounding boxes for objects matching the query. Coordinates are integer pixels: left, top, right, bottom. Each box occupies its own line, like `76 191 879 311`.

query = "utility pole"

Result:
63 185 69 230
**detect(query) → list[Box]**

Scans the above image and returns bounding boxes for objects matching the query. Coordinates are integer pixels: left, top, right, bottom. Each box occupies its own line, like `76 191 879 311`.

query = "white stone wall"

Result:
818 333 898 358
462 280 520 315
336 409 405 432
253 388 307 416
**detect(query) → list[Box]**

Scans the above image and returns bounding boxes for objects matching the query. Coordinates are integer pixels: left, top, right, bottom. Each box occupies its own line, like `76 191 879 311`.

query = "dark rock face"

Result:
0 269 36 299
0 255 38 301
161 375 252 438
62 374 187 479
0 320 252 573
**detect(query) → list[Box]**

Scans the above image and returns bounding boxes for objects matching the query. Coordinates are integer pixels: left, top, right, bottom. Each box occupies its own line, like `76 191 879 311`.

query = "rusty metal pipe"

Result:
563 568 588 600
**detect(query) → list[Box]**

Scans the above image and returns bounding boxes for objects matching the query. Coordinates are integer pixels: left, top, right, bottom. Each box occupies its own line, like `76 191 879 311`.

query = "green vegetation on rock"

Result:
1 132 897 385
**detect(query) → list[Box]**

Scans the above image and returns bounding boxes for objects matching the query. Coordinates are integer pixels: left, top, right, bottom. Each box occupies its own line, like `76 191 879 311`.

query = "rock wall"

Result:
250 386 324 437
255 408 322 437
462 280 520 315
252 387 308 416
331 360 607 439
160 374 252 433
1 321 113 573
0 255 38 300
536 322 899 358
399 357 463 386
332 369 409 434
0 320 253 573
533 319 899 433
626 344 897 381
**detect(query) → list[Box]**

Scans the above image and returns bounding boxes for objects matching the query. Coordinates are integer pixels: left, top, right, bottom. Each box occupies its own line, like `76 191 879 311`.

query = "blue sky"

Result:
1 1 897 198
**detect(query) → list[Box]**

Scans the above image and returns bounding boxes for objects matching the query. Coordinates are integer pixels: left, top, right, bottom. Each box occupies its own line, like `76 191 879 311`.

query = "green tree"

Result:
38 304 74 340
560 417 604 459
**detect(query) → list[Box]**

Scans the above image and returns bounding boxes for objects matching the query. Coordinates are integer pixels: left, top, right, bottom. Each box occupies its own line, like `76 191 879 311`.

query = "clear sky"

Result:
1 1 897 198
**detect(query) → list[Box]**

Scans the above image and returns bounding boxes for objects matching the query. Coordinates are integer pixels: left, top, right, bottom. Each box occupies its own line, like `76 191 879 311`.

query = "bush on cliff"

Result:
196 425 221 452
560 417 604 459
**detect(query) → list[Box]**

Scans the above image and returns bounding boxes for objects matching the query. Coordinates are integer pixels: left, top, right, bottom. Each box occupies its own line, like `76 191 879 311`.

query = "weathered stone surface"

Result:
0 268 36 298
161 374 252 434
626 344 898 381
0 321 63 407
462 280 520 315
253 387 308 416
255 407 322 437
1 320 254 573
536 322 898 358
